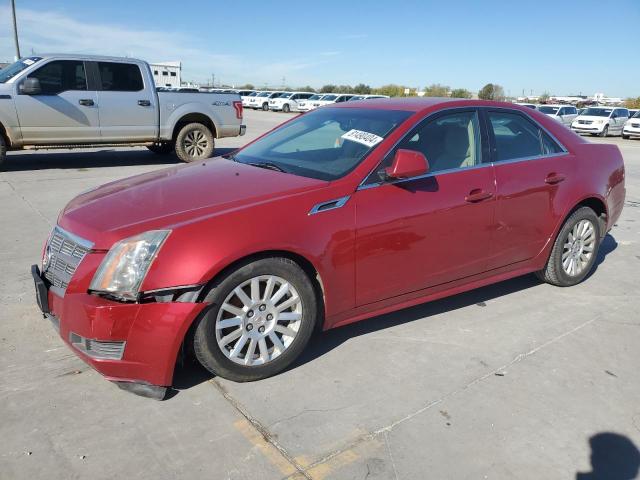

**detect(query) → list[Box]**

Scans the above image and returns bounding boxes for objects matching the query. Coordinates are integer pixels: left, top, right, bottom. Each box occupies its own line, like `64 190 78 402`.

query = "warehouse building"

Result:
150 61 181 88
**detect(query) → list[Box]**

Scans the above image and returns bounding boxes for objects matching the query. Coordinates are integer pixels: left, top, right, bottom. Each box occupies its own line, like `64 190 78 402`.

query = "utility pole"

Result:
11 0 21 60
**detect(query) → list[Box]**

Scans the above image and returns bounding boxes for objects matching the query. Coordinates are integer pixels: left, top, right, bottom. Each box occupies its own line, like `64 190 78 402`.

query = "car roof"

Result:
329 97 548 113
36 53 145 63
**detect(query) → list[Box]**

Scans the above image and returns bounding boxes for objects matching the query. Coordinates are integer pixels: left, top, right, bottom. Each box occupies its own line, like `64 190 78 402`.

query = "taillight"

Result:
233 101 243 119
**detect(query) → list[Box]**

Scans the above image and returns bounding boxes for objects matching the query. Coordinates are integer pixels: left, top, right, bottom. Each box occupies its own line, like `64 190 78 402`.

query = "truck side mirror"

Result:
21 77 42 95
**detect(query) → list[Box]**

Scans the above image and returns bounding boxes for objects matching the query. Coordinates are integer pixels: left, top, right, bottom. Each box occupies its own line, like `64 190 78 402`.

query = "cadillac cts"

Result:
32 98 625 399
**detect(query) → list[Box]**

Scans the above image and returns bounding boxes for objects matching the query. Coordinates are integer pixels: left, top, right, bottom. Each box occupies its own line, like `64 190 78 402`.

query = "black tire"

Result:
262 102 269 111
599 125 609 137
622 133 630 140
193 257 319 382
535 207 601 287
0 135 6 171
147 142 174 155
174 123 214 163
282 103 290 113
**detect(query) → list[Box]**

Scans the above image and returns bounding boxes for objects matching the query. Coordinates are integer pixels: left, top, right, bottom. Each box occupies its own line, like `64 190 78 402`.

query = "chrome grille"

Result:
43 226 93 295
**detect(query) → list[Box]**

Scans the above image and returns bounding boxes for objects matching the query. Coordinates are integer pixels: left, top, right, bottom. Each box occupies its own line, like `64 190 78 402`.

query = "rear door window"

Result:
488 110 564 161
97 62 144 91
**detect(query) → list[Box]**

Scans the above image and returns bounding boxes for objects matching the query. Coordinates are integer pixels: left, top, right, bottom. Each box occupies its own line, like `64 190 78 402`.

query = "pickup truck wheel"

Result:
147 142 174 155
535 207 601 287
175 123 214 163
193 257 319 382
0 135 6 171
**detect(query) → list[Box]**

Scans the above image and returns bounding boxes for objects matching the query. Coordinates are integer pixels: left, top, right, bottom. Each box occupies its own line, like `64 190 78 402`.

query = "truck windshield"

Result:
0 57 42 83
232 107 411 181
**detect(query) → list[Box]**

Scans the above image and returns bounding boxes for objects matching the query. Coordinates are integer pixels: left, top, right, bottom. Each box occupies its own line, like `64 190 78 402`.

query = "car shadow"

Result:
3 147 237 172
168 233 619 397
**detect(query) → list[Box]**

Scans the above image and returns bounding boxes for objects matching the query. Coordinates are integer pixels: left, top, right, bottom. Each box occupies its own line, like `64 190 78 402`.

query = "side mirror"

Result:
384 149 429 180
21 77 41 95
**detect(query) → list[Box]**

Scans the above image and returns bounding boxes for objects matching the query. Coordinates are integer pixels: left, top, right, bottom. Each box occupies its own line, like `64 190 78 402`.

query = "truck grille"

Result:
43 226 93 294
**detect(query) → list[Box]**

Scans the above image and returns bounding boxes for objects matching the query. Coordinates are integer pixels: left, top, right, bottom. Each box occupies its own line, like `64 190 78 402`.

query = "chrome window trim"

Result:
356 105 569 191
309 195 351 215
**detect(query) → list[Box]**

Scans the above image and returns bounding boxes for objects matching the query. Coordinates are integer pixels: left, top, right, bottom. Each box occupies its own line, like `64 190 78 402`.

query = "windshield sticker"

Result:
341 129 384 148
23 59 35 65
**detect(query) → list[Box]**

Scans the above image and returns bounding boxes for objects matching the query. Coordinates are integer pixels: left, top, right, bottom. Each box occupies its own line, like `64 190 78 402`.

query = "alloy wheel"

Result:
215 275 303 366
183 129 209 158
562 219 596 276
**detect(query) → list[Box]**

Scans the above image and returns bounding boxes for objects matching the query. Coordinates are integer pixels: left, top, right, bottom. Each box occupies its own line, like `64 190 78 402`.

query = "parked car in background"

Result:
248 91 274 110
237 90 255 106
269 91 315 112
349 95 390 101
298 93 327 112
571 107 629 137
0 54 245 168
515 102 538 110
538 105 578 126
627 109 639 118
242 91 258 108
622 110 640 139
32 98 625 398
251 91 286 111
310 93 354 108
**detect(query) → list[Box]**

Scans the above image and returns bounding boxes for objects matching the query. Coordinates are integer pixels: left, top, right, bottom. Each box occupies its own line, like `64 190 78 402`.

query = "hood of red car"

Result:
58 158 327 249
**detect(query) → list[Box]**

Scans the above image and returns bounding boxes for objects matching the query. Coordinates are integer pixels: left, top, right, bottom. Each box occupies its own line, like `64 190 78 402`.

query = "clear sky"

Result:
1 0 639 97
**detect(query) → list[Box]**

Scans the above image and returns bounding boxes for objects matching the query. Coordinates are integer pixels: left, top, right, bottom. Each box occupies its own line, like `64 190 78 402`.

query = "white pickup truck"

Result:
0 54 246 168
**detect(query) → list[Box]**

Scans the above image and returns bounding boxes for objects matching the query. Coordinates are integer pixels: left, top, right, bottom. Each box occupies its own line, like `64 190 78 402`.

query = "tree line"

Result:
235 82 507 100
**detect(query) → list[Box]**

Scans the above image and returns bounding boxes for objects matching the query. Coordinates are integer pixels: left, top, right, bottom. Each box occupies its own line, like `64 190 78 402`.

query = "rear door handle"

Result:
465 189 493 203
78 99 94 106
138 99 151 107
545 173 566 185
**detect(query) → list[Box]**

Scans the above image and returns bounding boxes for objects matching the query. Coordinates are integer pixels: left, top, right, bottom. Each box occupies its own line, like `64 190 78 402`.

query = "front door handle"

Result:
78 99 94 106
545 173 566 185
465 189 493 203
138 99 151 107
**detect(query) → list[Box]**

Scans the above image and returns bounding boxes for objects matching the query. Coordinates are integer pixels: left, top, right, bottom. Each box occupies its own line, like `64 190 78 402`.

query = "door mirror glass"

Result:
21 77 41 95
385 149 429 180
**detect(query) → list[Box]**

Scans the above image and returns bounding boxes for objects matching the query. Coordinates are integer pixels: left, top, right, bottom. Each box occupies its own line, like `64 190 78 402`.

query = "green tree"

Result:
450 88 472 98
625 97 640 109
478 83 505 101
297 85 316 93
353 83 372 94
336 85 354 94
372 84 409 97
237 83 255 90
423 83 450 97
539 92 551 104
320 84 337 93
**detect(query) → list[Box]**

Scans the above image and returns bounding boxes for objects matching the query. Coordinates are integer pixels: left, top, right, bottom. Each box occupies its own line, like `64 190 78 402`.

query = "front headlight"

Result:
89 230 170 300
595 119 604 124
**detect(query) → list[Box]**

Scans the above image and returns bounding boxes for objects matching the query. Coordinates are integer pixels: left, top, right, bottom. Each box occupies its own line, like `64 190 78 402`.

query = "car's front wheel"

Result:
536 206 601 287
599 125 609 137
193 257 319 381
175 123 214 163
282 103 290 113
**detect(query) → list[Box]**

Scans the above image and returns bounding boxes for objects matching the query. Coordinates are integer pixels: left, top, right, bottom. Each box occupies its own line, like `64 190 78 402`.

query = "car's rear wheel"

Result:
193 257 319 382
282 103 290 113
622 132 630 140
147 142 174 155
599 125 609 137
175 123 214 163
536 206 601 287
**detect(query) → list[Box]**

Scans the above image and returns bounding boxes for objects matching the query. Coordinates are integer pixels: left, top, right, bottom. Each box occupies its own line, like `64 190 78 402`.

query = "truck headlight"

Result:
89 230 170 300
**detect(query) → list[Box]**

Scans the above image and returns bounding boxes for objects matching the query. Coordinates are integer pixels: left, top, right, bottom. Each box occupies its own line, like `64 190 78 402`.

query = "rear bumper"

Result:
33 266 207 388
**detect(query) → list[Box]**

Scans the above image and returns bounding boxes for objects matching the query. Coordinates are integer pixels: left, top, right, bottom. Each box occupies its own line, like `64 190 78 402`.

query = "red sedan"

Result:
32 98 625 399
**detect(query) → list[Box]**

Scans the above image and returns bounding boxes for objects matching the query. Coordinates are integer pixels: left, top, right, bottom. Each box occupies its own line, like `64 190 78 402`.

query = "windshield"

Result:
582 108 612 117
0 57 42 83
538 106 560 114
321 95 337 101
257 92 271 97
233 108 411 181
308 94 323 100
248 92 257 97
632 111 640 119
349 96 365 101
278 93 292 98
